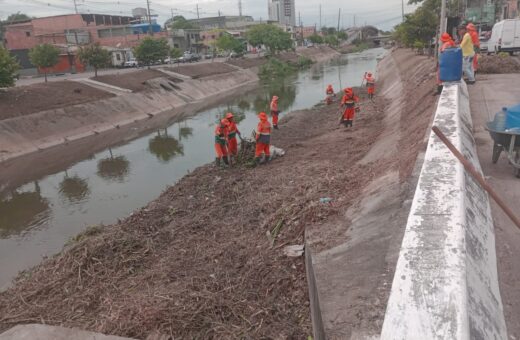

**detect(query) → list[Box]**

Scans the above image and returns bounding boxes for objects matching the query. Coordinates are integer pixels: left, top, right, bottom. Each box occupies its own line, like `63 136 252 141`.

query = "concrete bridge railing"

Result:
380 82 507 339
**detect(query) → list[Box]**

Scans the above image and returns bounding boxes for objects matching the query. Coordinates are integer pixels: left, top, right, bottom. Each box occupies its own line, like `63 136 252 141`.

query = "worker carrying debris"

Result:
436 33 456 94
270 96 280 129
325 84 336 105
364 72 376 99
214 118 230 167
340 87 359 128
225 112 241 160
467 23 480 73
255 112 272 164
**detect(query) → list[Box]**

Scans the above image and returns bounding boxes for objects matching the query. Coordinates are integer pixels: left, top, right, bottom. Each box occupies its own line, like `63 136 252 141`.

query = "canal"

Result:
0 48 387 289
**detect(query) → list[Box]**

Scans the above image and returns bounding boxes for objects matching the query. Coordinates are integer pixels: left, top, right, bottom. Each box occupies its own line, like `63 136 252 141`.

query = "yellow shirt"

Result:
460 32 475 57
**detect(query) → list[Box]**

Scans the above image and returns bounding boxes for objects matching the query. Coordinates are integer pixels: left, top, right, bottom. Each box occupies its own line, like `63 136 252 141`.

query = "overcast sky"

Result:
0 0 417 30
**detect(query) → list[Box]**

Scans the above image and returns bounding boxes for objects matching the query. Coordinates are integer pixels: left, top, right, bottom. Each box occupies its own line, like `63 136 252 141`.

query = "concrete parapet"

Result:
380 83 507 339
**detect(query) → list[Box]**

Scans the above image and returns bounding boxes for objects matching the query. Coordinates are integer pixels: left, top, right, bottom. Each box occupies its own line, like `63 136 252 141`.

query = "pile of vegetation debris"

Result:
478 53 520 74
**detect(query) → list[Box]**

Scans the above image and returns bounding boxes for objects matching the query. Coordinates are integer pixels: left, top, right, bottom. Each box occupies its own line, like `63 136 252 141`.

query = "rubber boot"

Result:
274 125 279 130
222 156 229 166
215 157 221 167
254 157 261 166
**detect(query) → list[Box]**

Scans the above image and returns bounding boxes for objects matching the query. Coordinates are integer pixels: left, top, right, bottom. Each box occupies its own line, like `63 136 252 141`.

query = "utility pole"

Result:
73 0 78 14
353 14 356 28
238 0 242 18
337 8 341 32
401 0 404 22
196 4 200 19
319 4 322 30
440 0 447 34
170 8 174 22
218 10 221 17
146 0 153 36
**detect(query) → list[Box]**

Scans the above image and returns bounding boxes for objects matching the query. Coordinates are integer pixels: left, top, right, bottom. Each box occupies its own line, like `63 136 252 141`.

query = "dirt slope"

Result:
0 81 114 120
164 63 236 79
93 69 167 92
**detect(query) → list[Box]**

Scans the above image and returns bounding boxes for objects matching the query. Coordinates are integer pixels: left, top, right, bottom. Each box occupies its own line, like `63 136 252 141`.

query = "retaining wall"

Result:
380 82 508 339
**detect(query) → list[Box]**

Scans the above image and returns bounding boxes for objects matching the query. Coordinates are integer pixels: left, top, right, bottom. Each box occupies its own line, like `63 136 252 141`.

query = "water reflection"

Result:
97 148 131 182
58 171 90 203
178 124 193 141
148 129 184 163
0 181 50 238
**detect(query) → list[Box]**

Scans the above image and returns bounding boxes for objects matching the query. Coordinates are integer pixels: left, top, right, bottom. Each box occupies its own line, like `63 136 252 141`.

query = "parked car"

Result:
124 58 139 68
180 52 201 63
488 19 520 55
229 51 244 58
479 31 491 53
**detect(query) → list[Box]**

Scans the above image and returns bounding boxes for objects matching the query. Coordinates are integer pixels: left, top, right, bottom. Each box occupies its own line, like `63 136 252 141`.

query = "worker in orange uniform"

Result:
214 118 230 167
225 112 241 159
270 95 280 129
436 33 456 94
255 112 272 164
325 84 336 105
340 88 359 128
364 72 376 100
467 23 480 73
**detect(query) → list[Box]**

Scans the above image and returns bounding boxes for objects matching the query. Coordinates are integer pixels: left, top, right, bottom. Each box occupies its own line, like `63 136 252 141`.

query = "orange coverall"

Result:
365 75 376 97
227 120 240 156
469 29 480 71
341 92 359 124
255 117 272 157
270 97 279 127
214 124 229 159
326 85 335 104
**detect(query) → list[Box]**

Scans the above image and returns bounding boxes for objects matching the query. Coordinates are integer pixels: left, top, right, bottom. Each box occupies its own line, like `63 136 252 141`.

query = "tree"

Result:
6 12 31 22
133 37 169 68
78 43 110 77
216 33 245 54
337 31 348 40
29 44 60 82
324 35 339 46
169 15 198 30
170 47 182 59
246 24 293 54
0 47 20 87
308 34 324 44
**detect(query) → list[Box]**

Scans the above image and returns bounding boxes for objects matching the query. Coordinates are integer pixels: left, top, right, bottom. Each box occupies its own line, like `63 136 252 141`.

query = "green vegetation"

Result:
134 37 169 68
216 33 245 54
246 24 293 54
78 43 110 77
170 47 182 60
259 55 313 80
0 47 20 87
29 44 60 82
170 15 198 30
308 34 324 44
337 31 348 40
324 35 339 47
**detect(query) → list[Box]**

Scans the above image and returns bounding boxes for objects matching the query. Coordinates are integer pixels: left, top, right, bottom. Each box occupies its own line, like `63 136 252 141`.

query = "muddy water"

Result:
0 48 386 289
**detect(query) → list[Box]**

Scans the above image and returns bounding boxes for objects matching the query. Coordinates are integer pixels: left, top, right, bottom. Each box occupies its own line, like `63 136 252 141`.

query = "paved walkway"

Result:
469 74 520 339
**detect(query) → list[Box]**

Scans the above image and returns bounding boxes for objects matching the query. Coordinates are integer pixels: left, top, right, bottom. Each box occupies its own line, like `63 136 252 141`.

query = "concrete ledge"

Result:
0 324 135 340
380 83 507 339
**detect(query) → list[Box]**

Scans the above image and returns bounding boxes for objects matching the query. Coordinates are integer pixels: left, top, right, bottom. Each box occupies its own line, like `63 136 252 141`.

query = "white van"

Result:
488 19 520 54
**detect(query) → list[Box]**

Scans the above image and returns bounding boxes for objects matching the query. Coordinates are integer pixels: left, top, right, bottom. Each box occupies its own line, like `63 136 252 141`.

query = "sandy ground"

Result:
0 82 114 120
469 74 520 339
226 57 268 69
163 63 236 79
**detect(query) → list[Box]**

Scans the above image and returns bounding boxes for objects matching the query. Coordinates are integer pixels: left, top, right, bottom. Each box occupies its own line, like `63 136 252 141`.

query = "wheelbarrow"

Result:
485 121 520 178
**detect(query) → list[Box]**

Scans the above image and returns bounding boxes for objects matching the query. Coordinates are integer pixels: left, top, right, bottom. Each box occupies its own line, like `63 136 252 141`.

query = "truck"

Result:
488 19 520 55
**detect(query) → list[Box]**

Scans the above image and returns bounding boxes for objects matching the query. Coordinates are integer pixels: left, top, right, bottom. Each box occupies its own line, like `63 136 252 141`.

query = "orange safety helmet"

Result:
344 87 353 94
272 96 279 101
466 23 476 31
327 84 333 88
220 118 230 126
440 32 452 42
225 112 234 120
258 112 268 120
367 72 373 77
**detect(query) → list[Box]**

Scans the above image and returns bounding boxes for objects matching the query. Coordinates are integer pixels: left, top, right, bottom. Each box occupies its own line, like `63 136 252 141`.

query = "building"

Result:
186 16 255 30
268 0 296 27
500 0 519 19
170 29 203 53
295 26 317 39
3 13 167 73
465 0 519 26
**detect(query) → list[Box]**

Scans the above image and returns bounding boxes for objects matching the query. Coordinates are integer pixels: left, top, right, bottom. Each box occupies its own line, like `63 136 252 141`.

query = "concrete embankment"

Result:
380 83 507 338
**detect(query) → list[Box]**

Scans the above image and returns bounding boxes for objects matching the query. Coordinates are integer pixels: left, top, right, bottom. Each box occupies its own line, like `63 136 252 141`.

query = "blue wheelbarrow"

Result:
486 121 520 178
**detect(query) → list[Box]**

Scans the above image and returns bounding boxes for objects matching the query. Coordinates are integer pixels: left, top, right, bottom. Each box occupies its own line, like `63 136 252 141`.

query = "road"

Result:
469 74 520 340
